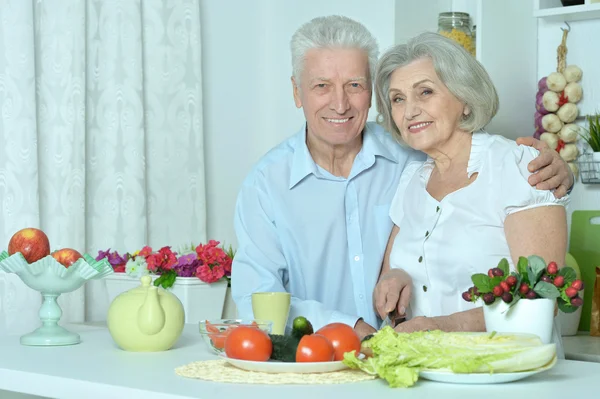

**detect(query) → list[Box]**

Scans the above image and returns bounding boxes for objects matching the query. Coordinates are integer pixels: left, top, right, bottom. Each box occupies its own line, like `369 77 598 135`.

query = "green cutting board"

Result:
569 210 600 331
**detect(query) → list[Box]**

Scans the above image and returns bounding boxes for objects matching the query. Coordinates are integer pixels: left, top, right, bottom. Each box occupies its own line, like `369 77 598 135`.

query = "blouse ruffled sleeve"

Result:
501 144 569 216
389 161 423 225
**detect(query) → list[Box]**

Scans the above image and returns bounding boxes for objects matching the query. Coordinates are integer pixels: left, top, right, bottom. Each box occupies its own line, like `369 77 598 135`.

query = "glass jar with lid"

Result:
438 12 475 57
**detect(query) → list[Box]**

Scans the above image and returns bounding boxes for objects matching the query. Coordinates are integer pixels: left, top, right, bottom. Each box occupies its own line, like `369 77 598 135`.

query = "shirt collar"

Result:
419 130 491 181
289 124 318 189
288 122 398 189
361 122 398 164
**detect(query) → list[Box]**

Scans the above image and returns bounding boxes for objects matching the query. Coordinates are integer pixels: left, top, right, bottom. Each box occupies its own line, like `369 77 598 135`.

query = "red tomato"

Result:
316 323 361 361
296 334 335 362
224 326 272 361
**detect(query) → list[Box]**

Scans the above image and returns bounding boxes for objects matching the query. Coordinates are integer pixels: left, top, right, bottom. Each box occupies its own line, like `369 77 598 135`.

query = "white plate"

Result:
419 356 557 384
220 355 349 374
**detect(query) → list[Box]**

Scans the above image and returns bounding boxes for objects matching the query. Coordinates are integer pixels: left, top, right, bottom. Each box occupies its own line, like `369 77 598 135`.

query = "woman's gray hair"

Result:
290 15 379 85
375 32 499 139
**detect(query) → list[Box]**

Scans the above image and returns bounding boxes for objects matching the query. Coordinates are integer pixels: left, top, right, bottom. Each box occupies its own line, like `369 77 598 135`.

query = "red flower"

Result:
138 246 153 258
114 265 126 273
223 259 232 276
146 246 177 273
196 263 225 283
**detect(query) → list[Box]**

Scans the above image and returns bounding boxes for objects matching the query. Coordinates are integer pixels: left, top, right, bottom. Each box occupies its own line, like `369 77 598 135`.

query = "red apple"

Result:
51 248 83 268
8 228 51 264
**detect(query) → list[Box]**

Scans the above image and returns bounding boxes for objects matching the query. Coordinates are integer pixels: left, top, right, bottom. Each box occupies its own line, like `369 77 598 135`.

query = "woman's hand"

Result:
516 136 574 198
373 268 412 320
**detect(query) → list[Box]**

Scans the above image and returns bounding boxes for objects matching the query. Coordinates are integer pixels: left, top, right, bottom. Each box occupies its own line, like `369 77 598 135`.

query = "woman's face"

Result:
388 57 469 153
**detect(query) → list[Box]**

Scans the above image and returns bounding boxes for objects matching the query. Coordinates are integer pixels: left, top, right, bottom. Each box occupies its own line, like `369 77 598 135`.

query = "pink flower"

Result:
138 246 153 258
196 263 225 283
145 246 177 273
146 254 160 272
223 258 232 276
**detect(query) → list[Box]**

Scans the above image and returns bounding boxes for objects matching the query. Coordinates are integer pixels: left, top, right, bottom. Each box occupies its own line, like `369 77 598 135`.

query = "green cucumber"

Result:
291 316 314 340
268 334 300 362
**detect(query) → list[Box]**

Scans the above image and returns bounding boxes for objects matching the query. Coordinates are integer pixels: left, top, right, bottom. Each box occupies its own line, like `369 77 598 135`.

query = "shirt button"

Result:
436 206 440 212
359 294 364 299
418 256 423 263
425 231 429 237
423 285 428 292
354 255 360 261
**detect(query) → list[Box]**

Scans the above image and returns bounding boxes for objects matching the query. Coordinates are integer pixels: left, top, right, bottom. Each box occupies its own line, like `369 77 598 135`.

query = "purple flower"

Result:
96 249 111 261
174 254 201 277
176 253 197 266
107 251 127 267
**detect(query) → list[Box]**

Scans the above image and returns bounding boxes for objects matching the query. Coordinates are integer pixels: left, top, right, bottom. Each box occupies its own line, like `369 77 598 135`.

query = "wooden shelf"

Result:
534 1 600 22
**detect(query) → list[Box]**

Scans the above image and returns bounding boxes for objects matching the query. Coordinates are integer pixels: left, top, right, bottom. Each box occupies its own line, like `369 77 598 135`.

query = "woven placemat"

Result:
175 359 377 385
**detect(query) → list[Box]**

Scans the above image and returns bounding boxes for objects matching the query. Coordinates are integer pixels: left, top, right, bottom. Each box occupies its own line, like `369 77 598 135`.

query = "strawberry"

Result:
501 292 513 303
462 291 472 302
526 290 537 299
565 287 578 298
493 285 504 297
492 268 504 277
547 261 558 275
519 282 530 295
540 275 552 283
482 292 495 305
500 281 510 293
553 275 565 288
506 275 517 287
488 269 494 278
571 296 583 307
571 280 584 291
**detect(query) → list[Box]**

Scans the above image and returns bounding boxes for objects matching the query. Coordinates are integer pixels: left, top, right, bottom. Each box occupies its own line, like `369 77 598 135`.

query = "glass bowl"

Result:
198 318 272 355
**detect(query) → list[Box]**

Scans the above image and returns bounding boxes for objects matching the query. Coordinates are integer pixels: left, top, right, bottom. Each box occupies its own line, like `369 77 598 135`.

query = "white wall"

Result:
537 17 600 225
480 0 538 139
200 0 395 246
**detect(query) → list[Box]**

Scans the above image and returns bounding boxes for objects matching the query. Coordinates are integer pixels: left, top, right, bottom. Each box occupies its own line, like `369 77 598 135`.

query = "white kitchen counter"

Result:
563 332 600 363
1 324 599 399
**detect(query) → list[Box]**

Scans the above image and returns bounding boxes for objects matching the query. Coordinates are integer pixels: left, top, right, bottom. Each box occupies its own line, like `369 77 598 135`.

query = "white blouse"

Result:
389 132 569 319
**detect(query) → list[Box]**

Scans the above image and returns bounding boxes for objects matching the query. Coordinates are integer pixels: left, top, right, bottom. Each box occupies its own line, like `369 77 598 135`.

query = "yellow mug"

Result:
251 292 291 335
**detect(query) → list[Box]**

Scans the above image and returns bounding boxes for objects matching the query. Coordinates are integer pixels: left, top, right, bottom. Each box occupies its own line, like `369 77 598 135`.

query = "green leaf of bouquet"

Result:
471 274 492 293
497 258 510 278
153 275 165 287
533 281 560 299
528 255 546 284
514 273 523 293
490 276 504 287
517 257 529 282
153 270 177 289
558 297 578 314
558 266 576 282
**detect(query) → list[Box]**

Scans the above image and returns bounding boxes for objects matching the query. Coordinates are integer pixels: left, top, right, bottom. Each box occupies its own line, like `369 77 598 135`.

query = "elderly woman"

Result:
372 32 568 347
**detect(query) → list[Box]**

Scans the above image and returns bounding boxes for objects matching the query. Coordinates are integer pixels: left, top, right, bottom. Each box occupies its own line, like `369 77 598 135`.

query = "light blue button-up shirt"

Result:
231 122 424 330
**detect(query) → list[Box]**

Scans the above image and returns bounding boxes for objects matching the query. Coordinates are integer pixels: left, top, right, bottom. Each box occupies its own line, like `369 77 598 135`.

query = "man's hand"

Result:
516 136 574 198
393 316 440 333
373 269 412 320
354 319 376 341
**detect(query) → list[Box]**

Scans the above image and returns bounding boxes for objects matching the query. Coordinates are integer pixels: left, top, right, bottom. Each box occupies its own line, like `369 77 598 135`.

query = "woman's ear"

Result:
463 105 471 117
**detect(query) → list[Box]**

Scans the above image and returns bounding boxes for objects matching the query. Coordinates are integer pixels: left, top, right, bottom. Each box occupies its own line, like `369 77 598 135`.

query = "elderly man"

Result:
231 15 573 339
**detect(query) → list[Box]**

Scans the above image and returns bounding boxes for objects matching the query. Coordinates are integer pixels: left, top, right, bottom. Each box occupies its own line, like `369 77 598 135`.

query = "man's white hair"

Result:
290 15 379 85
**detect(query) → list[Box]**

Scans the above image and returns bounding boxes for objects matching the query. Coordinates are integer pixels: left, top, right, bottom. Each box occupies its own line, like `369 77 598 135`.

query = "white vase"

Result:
483 298 555 344
104 273 228 324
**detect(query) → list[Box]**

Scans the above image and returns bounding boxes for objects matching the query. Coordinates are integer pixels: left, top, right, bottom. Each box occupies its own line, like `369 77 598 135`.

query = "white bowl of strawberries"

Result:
463 255 584 344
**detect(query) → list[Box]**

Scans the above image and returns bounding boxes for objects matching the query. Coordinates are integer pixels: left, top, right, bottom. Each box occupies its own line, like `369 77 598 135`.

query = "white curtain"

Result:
0 0 206 333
